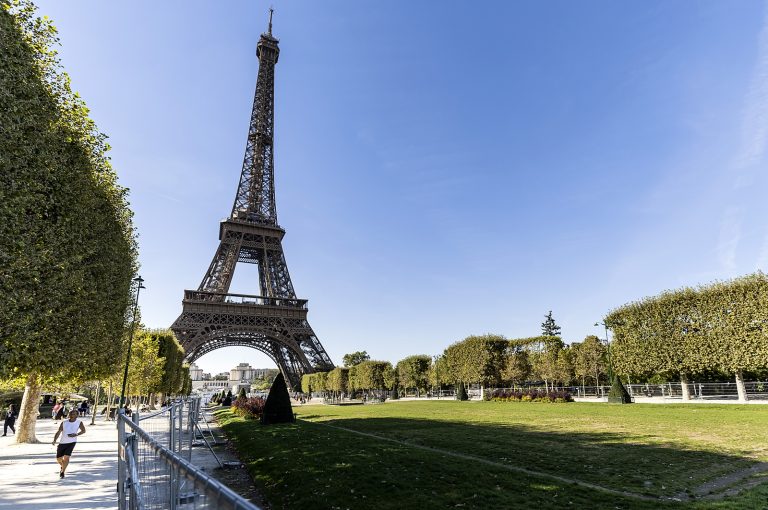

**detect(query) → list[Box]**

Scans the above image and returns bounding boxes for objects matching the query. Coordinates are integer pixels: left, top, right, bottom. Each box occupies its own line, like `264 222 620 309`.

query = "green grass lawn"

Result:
215 401 768 510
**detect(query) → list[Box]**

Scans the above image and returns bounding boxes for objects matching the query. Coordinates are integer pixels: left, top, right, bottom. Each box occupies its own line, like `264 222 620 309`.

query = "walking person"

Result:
2 403 16 436
55 400 68 421
52 409 86 478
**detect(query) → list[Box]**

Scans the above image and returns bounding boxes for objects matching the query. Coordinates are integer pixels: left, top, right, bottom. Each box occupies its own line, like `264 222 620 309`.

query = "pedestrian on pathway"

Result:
52 409 86 479
52 401 62 420
55 400 69 421
2 403 17 436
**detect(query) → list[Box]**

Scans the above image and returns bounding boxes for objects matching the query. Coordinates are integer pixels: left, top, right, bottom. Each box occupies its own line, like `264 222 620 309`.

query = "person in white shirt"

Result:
52 409 86 479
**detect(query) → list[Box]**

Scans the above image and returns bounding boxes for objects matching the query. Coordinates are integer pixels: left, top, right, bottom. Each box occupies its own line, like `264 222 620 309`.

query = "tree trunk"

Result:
680 373 691 401
90 381 101 425
15 372 42 444
106 381 114 420
735 370 748 402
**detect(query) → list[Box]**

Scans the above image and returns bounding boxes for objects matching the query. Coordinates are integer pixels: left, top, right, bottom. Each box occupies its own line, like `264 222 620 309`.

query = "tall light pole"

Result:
433 355 440 399
119 276 145 409
594 321 612 381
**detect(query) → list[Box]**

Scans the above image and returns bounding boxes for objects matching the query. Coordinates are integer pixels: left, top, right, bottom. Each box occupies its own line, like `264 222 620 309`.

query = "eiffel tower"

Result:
171 12 334 390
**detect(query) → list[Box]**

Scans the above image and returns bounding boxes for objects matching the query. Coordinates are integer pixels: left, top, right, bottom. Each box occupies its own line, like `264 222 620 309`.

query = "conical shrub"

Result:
607 376 632 404
262 372 295 424
457 382 469 401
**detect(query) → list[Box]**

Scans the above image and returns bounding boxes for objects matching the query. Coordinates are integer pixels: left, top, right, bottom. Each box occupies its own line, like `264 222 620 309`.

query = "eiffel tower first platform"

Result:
171 12 334 390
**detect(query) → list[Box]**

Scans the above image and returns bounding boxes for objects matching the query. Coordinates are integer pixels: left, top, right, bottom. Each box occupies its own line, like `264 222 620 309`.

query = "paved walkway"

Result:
0 417 118 510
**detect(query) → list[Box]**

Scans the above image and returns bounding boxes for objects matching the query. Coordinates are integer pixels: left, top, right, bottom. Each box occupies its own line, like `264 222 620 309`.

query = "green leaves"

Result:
442 334 508 386
606 272 768 380
395 355 430 393
0 2 137 384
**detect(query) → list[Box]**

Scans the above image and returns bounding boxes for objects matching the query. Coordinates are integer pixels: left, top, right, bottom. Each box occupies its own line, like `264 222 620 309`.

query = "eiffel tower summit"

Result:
171 11 334 390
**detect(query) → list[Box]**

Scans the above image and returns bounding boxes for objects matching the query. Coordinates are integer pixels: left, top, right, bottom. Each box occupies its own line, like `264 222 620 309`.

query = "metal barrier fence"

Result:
486 381 768 401
117 399 260 510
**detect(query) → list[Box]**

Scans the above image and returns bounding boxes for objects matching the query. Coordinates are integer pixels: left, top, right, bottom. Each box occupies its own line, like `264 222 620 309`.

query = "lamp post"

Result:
594 321 612 382
433 355 440 399
119 276 145 410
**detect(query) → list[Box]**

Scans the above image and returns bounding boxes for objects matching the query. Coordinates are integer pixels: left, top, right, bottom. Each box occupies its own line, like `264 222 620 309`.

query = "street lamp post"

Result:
433 355 440 399
594 321 613 381
595 320 631 403
119 276 145 410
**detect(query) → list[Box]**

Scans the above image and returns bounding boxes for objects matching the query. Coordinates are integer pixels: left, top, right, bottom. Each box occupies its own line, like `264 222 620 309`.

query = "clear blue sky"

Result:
35 1 768 375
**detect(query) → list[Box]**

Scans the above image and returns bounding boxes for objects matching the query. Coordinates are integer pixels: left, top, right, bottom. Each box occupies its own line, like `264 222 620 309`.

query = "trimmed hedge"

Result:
487 389 573 403
231 396 266 419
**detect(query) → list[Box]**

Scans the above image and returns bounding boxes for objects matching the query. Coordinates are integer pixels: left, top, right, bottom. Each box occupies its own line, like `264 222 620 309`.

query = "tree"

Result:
530 336 564 392
428 356 446 395
152 330 185 399
326 367 349 399
0 2 137 442
442 335 508 389
348 361 393 395
571 336 607 389
555 346 574 387
501 348 531 387
238 388 247 399
300 374 312 394
395 355 431 396
541 311 562 337
606 272 768 402
126 332 164 403
342 351 370 367
179 365 192 396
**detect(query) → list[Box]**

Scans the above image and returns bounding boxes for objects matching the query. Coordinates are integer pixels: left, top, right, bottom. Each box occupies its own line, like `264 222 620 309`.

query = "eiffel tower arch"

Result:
171 12 334 390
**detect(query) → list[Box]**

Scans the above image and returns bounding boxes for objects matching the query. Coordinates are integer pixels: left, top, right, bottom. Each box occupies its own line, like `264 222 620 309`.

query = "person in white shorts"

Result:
52 409 86 479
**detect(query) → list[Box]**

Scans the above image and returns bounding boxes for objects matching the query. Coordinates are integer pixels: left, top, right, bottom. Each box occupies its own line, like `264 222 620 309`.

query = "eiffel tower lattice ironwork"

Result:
171 13 334 390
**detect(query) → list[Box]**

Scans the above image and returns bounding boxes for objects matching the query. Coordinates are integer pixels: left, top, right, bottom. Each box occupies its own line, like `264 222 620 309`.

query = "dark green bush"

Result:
608 377 632 404
456 382 468 401
262 373 295 424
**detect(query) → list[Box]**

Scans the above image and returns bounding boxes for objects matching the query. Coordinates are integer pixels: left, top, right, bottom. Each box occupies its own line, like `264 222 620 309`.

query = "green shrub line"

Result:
485 389 574 402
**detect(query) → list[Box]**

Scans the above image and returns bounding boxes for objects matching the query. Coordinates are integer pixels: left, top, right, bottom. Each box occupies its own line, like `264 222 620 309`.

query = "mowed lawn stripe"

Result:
296 401 767 498
305 418 659 502
218 401 768 510
216 409 668 510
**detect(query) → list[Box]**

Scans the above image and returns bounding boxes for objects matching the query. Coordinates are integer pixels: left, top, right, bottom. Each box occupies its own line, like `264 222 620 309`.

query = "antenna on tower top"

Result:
267 6 274 35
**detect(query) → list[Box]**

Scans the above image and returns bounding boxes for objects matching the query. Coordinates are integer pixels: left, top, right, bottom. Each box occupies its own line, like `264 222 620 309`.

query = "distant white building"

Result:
189 363 204 381
191 362 276 394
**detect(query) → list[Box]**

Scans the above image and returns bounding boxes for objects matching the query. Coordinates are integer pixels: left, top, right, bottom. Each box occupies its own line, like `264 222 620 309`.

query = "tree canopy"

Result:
395 355 431 394
342 351 371 367
606 272 768 400
541 311 562 337
0 1 137 441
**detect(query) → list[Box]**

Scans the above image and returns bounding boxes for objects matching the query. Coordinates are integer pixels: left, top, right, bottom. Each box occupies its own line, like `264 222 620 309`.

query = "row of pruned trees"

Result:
302 336 608 398
439 334 608 393
301 361 397 398
606 272 768 401
114 329 191 409
0 2 138 442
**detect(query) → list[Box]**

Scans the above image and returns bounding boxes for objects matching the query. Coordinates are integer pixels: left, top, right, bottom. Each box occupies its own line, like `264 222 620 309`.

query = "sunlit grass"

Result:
216 401 768 510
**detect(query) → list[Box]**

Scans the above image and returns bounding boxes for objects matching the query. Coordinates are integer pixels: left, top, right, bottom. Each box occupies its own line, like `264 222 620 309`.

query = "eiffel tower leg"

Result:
269 341 305 391
199 239 241 293
262 250 296 298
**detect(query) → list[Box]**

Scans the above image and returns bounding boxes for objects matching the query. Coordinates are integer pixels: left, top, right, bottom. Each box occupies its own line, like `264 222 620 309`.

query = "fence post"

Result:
168 403 178 510
117 410 126 510
174 400 184 455
187 399 195 461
